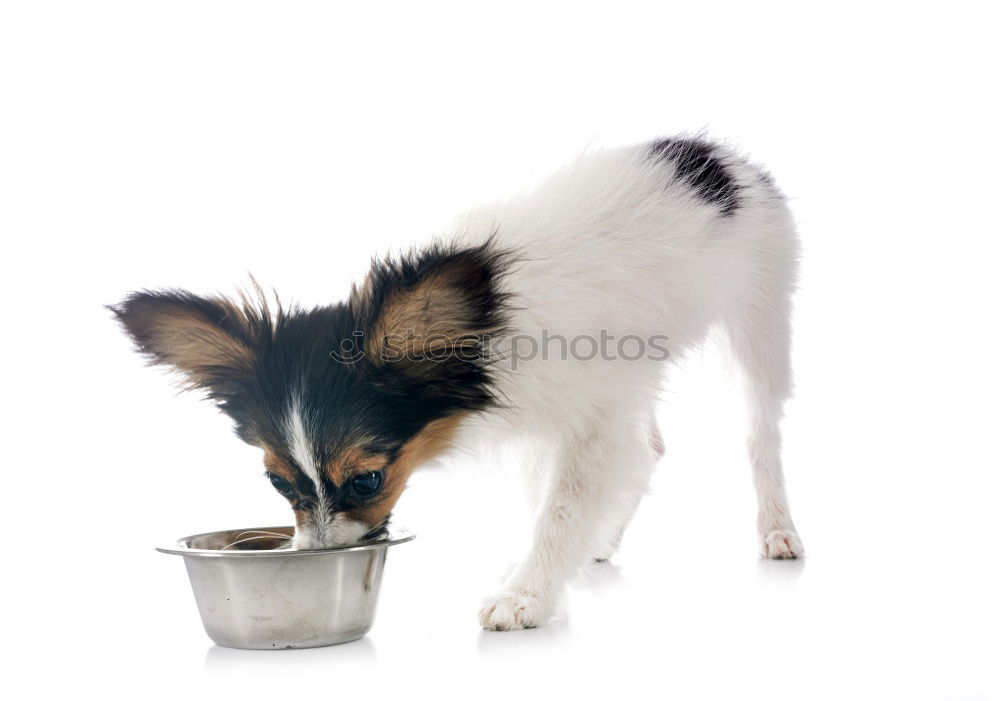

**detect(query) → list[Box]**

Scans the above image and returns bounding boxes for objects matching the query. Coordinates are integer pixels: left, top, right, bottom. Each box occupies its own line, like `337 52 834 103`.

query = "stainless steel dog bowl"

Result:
157 526 414 649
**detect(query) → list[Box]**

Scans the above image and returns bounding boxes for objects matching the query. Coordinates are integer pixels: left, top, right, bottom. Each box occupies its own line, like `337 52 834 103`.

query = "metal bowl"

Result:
157 525 414 649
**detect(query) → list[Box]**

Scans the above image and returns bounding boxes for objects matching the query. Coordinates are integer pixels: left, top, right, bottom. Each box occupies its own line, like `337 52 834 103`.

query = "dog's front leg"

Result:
479 425 611 630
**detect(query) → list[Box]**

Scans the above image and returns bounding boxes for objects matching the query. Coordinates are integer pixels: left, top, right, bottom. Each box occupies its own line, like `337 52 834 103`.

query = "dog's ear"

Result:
109 290 267 395
351 241 511 408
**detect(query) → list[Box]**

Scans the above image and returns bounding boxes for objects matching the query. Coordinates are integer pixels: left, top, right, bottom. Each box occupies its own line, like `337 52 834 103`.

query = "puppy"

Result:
112 136 803 631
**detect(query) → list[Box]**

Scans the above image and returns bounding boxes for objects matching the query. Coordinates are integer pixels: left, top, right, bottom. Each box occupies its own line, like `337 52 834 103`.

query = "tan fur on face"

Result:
339 413 466 528
326 444 390 486
292 507 310 530
262 450 298 484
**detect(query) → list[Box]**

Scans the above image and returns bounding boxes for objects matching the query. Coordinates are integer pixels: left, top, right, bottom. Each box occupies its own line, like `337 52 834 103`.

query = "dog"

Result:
112 136 803 631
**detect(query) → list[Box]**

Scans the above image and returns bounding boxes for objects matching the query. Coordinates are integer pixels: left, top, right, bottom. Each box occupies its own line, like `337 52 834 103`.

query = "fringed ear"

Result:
351 240 512 408
109 289 269 396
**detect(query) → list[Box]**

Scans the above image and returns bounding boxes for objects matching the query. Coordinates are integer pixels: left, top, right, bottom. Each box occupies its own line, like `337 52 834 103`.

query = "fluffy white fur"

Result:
434 141 802 630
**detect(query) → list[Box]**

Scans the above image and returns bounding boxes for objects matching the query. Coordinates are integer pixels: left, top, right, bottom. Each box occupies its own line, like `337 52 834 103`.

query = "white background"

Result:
2 2 997 700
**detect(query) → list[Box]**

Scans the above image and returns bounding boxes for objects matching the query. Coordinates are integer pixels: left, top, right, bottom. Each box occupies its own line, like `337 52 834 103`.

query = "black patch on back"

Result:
646 137 740 216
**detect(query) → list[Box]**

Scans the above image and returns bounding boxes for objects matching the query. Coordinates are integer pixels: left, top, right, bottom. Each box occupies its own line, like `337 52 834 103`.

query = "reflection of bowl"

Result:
157 525 414 649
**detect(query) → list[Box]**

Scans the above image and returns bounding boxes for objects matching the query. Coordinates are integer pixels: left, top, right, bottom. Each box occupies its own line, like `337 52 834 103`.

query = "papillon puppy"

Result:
112 136 803 631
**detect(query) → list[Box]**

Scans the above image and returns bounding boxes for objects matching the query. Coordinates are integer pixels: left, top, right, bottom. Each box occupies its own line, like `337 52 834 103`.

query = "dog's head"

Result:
112 242 510 548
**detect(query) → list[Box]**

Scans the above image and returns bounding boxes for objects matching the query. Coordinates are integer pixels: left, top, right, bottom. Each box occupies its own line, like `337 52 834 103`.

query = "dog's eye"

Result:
266 472 295 498
295 497 315 511
348 471 384 499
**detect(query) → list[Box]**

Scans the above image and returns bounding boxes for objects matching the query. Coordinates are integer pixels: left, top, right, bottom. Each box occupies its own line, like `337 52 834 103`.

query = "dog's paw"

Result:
761 528 804 559
479 589 546 631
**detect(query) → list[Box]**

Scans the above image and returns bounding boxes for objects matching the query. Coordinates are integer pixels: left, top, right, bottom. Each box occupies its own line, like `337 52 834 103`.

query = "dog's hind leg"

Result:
724 240 804 559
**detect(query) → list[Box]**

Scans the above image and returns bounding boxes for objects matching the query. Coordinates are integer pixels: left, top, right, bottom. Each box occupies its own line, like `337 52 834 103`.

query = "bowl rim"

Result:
156 525 415 558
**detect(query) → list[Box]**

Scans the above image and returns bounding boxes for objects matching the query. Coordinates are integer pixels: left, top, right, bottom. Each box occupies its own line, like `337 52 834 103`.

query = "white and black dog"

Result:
113 136 803 631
